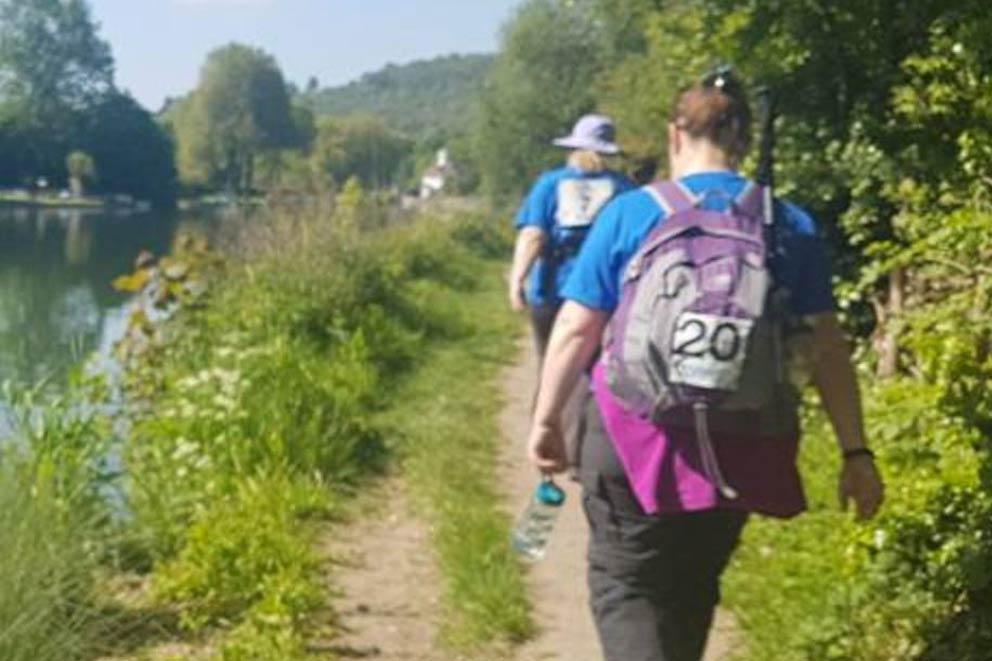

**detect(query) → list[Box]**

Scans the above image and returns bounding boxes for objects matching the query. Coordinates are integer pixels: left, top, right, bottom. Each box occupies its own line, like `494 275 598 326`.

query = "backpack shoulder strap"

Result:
643 180 697 216
734 182 767 220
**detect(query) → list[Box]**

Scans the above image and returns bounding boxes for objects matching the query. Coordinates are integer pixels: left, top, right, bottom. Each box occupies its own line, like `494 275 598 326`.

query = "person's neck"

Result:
670 152 734 180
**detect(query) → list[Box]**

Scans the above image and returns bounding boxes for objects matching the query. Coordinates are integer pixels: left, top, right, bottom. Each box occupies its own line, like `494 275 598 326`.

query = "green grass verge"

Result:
378 260 535 651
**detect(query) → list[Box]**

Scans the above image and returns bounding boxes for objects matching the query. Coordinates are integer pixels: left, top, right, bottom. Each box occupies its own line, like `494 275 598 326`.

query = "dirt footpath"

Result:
318 482 444 661
499 340 738 661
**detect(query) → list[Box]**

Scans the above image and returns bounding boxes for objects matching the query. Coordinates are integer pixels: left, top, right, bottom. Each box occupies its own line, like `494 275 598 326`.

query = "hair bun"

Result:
670 68 753 161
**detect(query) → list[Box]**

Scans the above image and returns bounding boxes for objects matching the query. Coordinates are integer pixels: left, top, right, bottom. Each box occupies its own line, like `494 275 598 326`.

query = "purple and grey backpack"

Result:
603 180 800 499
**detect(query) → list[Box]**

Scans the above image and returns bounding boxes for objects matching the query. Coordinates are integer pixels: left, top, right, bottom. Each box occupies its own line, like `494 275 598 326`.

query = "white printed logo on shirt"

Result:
556 178 616 229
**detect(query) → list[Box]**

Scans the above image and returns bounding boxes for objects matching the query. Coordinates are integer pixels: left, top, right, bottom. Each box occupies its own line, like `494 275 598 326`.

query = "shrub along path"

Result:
500 339 740 661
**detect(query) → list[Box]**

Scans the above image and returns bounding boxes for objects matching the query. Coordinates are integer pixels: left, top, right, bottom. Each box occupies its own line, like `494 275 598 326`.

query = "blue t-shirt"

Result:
562 171 836 316
515 166 634 307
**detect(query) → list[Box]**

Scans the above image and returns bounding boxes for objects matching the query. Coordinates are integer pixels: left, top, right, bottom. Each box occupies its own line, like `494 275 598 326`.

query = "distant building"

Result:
420 148 453 200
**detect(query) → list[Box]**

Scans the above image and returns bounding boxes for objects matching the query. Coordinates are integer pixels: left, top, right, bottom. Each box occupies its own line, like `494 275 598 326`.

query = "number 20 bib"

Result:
669 312 755 390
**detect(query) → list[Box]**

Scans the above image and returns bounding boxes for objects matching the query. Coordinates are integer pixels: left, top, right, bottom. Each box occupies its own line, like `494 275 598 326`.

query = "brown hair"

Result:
670 74 752 163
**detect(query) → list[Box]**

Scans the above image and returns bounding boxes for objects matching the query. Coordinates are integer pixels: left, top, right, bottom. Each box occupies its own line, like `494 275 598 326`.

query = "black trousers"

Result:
580 402 748 661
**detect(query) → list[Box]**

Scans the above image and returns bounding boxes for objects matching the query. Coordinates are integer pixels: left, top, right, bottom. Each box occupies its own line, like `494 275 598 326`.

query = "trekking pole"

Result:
755 86 776 227
756 85 789 386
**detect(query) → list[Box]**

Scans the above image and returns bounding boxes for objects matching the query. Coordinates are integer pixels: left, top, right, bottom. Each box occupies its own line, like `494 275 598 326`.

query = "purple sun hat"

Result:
553 114 620 155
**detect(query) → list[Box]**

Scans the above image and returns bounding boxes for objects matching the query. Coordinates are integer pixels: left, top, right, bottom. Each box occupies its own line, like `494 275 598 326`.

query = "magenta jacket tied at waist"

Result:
590 362 807 518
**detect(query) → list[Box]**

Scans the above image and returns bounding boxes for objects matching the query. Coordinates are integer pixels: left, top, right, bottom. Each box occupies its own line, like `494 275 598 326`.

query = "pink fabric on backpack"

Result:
590 362 807 518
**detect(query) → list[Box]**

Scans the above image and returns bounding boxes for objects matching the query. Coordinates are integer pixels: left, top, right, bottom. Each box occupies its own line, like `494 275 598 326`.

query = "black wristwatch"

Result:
842 448 876 462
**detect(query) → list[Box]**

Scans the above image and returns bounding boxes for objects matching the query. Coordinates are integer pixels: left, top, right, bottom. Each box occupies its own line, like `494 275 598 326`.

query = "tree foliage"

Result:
0 0 113 125
0 0 176 205
306 54 493 140
170 44 296 193
65 150 95 195
310 115 411 190
81 92 177 206
474 0 611 197
583 1 992 657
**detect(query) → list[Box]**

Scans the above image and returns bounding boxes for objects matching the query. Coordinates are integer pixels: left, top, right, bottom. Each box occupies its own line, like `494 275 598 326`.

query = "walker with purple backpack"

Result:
601 84 796 500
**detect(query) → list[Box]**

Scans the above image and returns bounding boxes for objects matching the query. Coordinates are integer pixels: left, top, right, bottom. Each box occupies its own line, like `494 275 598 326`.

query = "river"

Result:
0 206 210 387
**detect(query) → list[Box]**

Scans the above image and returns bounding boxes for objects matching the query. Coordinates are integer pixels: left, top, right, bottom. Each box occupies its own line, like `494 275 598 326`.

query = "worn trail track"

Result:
321 339 738 660
319 482 445 661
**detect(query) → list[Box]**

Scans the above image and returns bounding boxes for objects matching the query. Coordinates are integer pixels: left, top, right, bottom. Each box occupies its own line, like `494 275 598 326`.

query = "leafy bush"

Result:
727 205 992 660
154 473 326 630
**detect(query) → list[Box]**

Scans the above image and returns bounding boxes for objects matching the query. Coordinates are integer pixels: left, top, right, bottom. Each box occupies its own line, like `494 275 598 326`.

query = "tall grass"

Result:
0 385 112 661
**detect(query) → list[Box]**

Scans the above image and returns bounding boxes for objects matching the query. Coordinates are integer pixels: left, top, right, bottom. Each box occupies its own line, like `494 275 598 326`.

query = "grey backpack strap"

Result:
644 180 697 216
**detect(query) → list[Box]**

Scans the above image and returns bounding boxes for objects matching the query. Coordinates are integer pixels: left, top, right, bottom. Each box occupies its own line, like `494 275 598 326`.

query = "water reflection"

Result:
0 206 186 385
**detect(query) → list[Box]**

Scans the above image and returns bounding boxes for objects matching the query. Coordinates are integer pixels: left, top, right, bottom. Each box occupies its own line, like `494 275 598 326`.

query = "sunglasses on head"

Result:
701 65 738 92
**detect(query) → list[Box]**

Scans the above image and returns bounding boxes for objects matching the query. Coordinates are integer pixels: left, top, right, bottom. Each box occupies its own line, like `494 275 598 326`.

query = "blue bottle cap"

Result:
536 478 566 506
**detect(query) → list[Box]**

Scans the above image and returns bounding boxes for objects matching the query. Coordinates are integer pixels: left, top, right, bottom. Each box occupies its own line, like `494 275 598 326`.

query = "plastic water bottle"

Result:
512 477 566 562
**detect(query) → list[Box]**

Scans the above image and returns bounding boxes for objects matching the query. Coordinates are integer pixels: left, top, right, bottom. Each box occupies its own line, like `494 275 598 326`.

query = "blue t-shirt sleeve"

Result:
783 203 836 315
561 197 627 311
515 174 555 232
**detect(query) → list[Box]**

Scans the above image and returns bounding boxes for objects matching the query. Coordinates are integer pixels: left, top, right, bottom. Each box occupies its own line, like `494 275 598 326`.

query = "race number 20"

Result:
668 312 754 390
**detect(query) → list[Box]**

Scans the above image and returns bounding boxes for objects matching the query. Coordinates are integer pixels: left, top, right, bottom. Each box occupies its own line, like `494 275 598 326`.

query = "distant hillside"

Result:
307 54 494 140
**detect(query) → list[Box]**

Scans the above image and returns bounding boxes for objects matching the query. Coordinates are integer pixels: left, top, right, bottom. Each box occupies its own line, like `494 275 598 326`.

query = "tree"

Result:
250 103 318 193
289 103 317 151
80 92 177 207
308 54 493 138
310 115 411 189
66 150 95 196
167 94 211 191
0 0 114 175
0 0 113 115
474 0 611 197
0 0 177 203
172 44 296 193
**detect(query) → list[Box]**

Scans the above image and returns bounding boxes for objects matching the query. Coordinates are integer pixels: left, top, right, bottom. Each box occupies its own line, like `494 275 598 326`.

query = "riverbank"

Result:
0 191 153 212
0 201 533 660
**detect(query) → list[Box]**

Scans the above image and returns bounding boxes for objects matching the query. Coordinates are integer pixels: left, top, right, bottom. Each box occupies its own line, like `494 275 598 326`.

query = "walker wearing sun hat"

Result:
513 109 632 344
553 114 621 155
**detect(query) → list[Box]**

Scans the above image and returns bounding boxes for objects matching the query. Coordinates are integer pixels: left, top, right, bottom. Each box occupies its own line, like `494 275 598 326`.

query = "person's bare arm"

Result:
810 312 885 519
509 227 545 311
812 313 868 451
528 301 608 472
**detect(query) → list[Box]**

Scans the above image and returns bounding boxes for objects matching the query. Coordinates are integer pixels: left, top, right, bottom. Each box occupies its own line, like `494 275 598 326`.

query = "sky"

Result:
89 0 522 112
